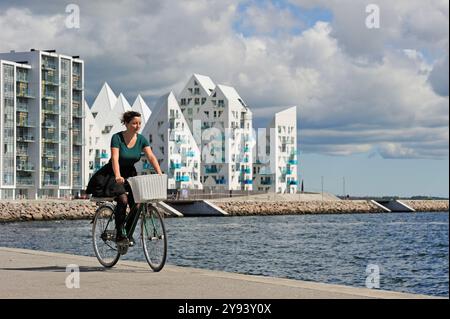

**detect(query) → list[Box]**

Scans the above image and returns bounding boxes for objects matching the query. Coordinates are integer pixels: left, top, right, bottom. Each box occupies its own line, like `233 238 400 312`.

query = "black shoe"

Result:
116 228 128 243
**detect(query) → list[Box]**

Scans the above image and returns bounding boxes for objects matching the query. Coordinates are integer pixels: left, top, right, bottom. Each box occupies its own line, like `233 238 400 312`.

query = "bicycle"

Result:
90 175 168 272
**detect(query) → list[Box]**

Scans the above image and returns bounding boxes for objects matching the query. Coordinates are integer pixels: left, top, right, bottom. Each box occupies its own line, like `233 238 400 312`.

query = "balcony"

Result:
205 166 218 174
42 135 58 143
241 168 251 174
42 106 60 115
258 167 274 175
215 179 226 185
170 163 183 169
288 159 298 165
17 163 35 172
16 89 34 99
72 75 83 90
183 150 195 157
42 151 57 158
17 177 34 186
243 179 253 185
289 180 298 186
73 136 85 146
16 149 29 156
100 152 108 159
261 179 272 185
42 163 59 172
42 179 58 186
17 120 36 128
42 120 57 128
16 74 29 83
174 137 187 144
72 106 85 118
16 103 29 112
17 135 35 142
42 92 57 100
243 146 250 152
41 61 56 71
176 176 190 182
42 78 59 86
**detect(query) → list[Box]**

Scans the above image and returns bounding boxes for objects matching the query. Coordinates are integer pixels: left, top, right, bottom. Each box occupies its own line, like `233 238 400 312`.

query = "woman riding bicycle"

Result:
86 111 162 243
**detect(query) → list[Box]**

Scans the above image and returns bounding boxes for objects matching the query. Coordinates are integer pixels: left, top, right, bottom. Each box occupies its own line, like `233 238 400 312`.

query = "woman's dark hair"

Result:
121 111 141 124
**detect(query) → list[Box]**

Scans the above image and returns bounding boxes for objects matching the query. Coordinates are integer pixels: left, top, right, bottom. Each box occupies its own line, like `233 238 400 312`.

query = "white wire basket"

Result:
127 174 168 203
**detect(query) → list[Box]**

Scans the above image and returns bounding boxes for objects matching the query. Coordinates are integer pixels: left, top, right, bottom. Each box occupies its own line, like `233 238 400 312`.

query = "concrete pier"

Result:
0 247 439 299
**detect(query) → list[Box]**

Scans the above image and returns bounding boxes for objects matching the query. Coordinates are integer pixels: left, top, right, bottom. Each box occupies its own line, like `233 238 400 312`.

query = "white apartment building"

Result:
178 75 254 191
253 106 298 193
84 101 109 184
81 82 154 189
198 84 253 191
0 49 85 199
141 92 202 190
90 82 117 120
178 74 215 133
132 95 152 130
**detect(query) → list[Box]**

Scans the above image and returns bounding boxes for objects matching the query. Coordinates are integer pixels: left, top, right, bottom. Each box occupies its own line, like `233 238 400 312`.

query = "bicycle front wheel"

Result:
141 204 167 272
92 205 120 268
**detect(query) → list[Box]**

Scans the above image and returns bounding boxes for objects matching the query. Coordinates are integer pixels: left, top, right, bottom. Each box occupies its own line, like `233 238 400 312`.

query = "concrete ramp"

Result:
157 200 228 217
372 200 416 212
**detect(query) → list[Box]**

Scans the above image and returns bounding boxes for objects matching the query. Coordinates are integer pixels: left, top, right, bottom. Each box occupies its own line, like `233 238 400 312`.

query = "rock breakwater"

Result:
0 199 447 222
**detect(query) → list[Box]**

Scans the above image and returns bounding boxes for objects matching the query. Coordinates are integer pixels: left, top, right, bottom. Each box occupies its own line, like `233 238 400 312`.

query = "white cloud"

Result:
0 0 447 160
238 0 302 35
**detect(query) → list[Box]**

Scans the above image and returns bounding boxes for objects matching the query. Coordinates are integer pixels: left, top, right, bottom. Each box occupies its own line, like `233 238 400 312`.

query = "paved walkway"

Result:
0 247 437 299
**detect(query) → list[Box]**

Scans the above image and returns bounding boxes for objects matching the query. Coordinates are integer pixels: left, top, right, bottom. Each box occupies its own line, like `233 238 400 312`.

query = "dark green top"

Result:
110 132 150 167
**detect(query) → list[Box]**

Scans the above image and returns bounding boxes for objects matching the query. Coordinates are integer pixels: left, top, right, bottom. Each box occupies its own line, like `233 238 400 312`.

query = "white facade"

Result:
90 82 117 120
131 94 152 131
141 92 202 190
84 101 109 185
178 74 215 133
0 49 86 199
86 83 152 175
253 106 298 193
196 84 253 191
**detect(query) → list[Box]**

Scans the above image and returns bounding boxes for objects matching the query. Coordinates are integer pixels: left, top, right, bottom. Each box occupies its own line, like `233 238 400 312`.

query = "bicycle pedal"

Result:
117 240 129 255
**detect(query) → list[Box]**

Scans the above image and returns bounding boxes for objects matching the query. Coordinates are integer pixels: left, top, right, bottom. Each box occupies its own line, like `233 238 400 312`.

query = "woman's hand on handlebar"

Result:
115 176 125 184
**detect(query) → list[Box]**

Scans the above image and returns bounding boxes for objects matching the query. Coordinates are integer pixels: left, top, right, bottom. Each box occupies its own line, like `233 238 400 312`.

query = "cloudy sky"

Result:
1 0 448 197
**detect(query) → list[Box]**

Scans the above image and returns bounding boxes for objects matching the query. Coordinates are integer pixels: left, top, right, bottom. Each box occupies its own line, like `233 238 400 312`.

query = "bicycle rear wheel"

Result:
141 204 167 272
92 205 120 267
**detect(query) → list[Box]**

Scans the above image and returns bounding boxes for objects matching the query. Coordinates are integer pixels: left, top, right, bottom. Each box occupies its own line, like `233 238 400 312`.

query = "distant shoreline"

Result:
0 199 448 222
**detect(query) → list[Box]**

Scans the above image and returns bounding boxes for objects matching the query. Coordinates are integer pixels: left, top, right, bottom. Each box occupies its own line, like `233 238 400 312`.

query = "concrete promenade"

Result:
0 247 438 299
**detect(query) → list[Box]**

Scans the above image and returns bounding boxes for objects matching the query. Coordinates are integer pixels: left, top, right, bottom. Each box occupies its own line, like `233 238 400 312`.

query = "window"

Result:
194 98 199 105
201 97 206 105
194 87 200 95
103 125 113 133
181 98 186 105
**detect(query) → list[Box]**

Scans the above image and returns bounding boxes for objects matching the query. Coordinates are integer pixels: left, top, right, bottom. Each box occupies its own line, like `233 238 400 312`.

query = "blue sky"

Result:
0 0 448 197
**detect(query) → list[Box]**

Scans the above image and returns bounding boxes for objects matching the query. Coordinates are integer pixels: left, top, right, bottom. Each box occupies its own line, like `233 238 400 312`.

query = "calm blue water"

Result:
1 212 448 297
